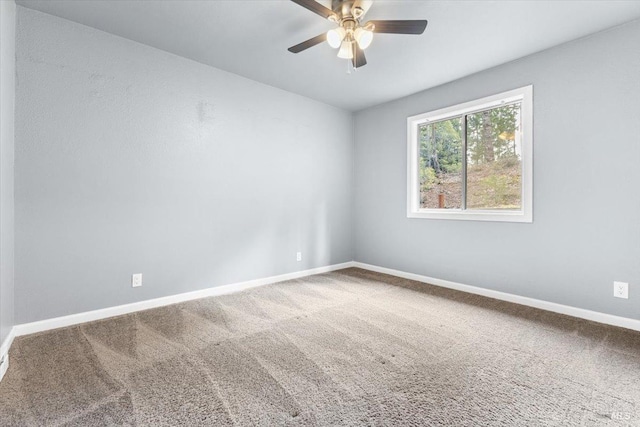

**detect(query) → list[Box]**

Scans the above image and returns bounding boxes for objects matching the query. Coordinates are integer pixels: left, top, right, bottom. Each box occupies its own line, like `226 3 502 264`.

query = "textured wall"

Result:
0 0 16 345
354 20 640 319
15 7 353 324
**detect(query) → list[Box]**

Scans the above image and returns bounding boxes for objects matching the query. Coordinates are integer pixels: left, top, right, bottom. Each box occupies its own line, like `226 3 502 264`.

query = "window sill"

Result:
407 209 532 223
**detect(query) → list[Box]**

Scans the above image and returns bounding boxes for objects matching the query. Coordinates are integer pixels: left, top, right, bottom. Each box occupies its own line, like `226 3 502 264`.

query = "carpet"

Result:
0 268 639 426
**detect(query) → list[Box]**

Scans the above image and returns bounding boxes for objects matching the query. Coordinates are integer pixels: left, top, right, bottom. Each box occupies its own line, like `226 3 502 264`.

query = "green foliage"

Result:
419 118 462 175
419 158 438 191
418 103 522 210
467 158 522 210
466 103 520 165
480 175 510 203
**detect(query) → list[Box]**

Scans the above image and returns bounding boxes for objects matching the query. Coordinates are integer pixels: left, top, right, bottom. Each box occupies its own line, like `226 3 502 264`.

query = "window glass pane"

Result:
466 103 522 210
418 117 463 209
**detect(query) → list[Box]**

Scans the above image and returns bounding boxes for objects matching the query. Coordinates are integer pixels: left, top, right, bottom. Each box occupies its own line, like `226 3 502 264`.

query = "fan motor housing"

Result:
332 0 363 21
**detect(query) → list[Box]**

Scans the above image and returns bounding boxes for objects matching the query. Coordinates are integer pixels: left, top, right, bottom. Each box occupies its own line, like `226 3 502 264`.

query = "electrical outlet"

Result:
296 252 302 262
613 281 628 299
132 273 143 288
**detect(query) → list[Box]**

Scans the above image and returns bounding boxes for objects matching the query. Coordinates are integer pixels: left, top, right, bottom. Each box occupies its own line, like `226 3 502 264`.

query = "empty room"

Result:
1 0 639 425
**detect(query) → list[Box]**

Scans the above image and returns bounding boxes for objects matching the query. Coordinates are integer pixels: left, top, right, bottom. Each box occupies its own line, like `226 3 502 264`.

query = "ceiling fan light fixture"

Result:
354 27 373 50
288 0 429 69
337 40 354 59
327 27 346 49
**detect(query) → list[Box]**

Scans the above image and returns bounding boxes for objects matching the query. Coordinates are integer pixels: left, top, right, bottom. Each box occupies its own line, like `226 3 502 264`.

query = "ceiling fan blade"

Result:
288 33 327 53
290 0 337 20
352 45 367 68
368 20 428 35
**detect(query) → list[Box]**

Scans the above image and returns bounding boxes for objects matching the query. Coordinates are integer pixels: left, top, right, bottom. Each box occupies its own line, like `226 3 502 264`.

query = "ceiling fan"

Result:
288 0 428 69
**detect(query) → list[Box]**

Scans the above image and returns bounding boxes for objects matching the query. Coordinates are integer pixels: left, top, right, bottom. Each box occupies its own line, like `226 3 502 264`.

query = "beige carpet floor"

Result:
0 268 639 426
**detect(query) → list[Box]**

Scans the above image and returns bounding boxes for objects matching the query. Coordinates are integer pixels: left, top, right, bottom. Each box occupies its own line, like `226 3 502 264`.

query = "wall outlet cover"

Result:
296 252 302 262
132 273 143 288
613 281 629 299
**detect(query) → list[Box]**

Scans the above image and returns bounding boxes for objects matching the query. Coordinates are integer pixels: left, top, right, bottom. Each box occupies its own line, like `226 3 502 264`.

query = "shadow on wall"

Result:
309 201 330 268
199 200 332 289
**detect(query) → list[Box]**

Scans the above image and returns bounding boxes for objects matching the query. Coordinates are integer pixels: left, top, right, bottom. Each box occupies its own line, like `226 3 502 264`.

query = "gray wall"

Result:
354 20 640 319
15 7 353 324
0 0 16 345
13 6 640 326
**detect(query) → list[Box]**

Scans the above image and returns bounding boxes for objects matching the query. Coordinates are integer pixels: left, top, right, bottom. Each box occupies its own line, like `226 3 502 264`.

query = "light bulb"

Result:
337 40 354 59
354 27 373 50
326 27 346 49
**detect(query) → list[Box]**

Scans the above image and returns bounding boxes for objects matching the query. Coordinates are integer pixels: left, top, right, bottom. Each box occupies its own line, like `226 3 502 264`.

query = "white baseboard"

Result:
3 259 637 384
12 262 355 338
353 262 640 332
0 328 15 383
0 353 8 383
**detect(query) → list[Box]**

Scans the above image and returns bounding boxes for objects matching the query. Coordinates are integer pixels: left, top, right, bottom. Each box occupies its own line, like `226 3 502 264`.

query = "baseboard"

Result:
6 259 637 379
353 262 640 332
0 328 15 383
13 261 355 338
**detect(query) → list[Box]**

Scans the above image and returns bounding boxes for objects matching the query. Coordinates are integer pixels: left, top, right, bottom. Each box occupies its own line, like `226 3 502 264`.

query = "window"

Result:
407 86 532 222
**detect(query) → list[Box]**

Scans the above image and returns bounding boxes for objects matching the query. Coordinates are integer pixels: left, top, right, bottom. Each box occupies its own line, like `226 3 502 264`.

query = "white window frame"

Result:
407 85 533 223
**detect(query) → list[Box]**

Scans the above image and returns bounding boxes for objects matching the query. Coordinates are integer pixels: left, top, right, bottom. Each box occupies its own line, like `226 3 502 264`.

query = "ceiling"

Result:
16 0 640 111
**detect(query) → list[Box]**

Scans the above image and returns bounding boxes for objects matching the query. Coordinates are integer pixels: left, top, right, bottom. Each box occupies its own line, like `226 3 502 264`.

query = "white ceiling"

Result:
16 0 640 111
